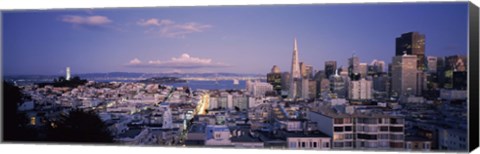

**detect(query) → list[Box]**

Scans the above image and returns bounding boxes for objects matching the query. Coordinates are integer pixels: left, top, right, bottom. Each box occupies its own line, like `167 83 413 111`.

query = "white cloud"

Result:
60 15 112 26
137 18 211 38
137 18 174 27
126 53 229 69
129 58 142 65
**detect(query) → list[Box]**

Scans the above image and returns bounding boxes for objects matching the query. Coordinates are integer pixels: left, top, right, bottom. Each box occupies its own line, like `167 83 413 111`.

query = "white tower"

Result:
66 67 71 81
289 38 301 99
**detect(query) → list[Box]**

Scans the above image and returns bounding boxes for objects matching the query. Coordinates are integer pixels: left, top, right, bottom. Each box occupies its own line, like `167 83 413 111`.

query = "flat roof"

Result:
283 130 330 138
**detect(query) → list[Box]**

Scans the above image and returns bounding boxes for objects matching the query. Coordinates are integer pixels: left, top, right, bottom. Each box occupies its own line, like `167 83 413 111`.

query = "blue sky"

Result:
2 2 468 75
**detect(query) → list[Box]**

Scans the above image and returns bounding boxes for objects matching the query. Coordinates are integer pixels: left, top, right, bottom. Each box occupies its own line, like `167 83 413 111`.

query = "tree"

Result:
46 109 113 143
3 81 38 141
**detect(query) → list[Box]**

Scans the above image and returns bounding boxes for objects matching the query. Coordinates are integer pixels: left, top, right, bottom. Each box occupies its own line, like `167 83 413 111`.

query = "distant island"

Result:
139 77 186 84
37 76 88 88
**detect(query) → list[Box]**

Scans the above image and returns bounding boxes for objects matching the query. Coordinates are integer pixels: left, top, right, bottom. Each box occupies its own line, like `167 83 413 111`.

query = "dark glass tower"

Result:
395 32 426 71
325 60 337 78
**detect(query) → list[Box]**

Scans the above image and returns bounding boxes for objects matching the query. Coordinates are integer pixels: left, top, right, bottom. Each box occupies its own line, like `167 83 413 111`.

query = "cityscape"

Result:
2 2 469 152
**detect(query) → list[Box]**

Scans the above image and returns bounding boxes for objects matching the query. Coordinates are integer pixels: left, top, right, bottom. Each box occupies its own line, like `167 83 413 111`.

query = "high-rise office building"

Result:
416 71 427 96
308 79 317 99
391 54 418 97
443 55 467 89
325 61 337 78
348 54 360 76
371 59 385 74
349 78 372 100
313 70 326 98
445 55 467 72
289 38 302 99
359 63 368 79
267 65 283 94
300 62 314 79
301 77 310 99
453 71 467 90
281 72 291 93
339 66 349 77
395 32 426 71
330 70 349 98
426 56 438 73
373 73 389 92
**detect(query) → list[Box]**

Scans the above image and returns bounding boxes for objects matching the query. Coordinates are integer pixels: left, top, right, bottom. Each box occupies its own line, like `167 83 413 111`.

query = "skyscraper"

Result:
395 32 426 71
445 55 467 72
392 54 418 97
349 78 372 100
359 63 368 78
330 69 349 98
267 65 283 94
348 54 360 77
371 59 385 74
325 61 337 78
426 56 438 73
289 38 301 99
300 62 313 79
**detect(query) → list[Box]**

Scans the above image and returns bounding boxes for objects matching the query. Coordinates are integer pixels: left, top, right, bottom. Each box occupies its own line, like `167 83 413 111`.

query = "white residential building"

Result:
248 81 273 98
285 131 331 150
308 108 405 150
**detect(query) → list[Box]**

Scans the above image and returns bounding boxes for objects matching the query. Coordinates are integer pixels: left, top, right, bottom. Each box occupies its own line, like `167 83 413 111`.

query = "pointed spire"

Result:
294 37 298 51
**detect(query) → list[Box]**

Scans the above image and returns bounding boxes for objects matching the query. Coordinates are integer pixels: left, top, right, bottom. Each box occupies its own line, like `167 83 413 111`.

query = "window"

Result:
390 118 398 124
344 118 352 124
313 142 317 148
379 134 389 139
390 126 403 132
334 134 344 140
345 142 353 147
30 117 36 126
334 118 344 124
334 127 344 132
390 134 404 140
390 142 404 148
426 144 430 149
215 134 221 139
325 142 329 148
334 142 344 148
380 126 389 132
302 142 306 148
345 134 353 139
345 126 352 131
378 118 382 124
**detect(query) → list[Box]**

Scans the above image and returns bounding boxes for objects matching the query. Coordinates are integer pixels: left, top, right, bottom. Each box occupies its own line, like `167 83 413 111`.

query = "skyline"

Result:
3 2 468 75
